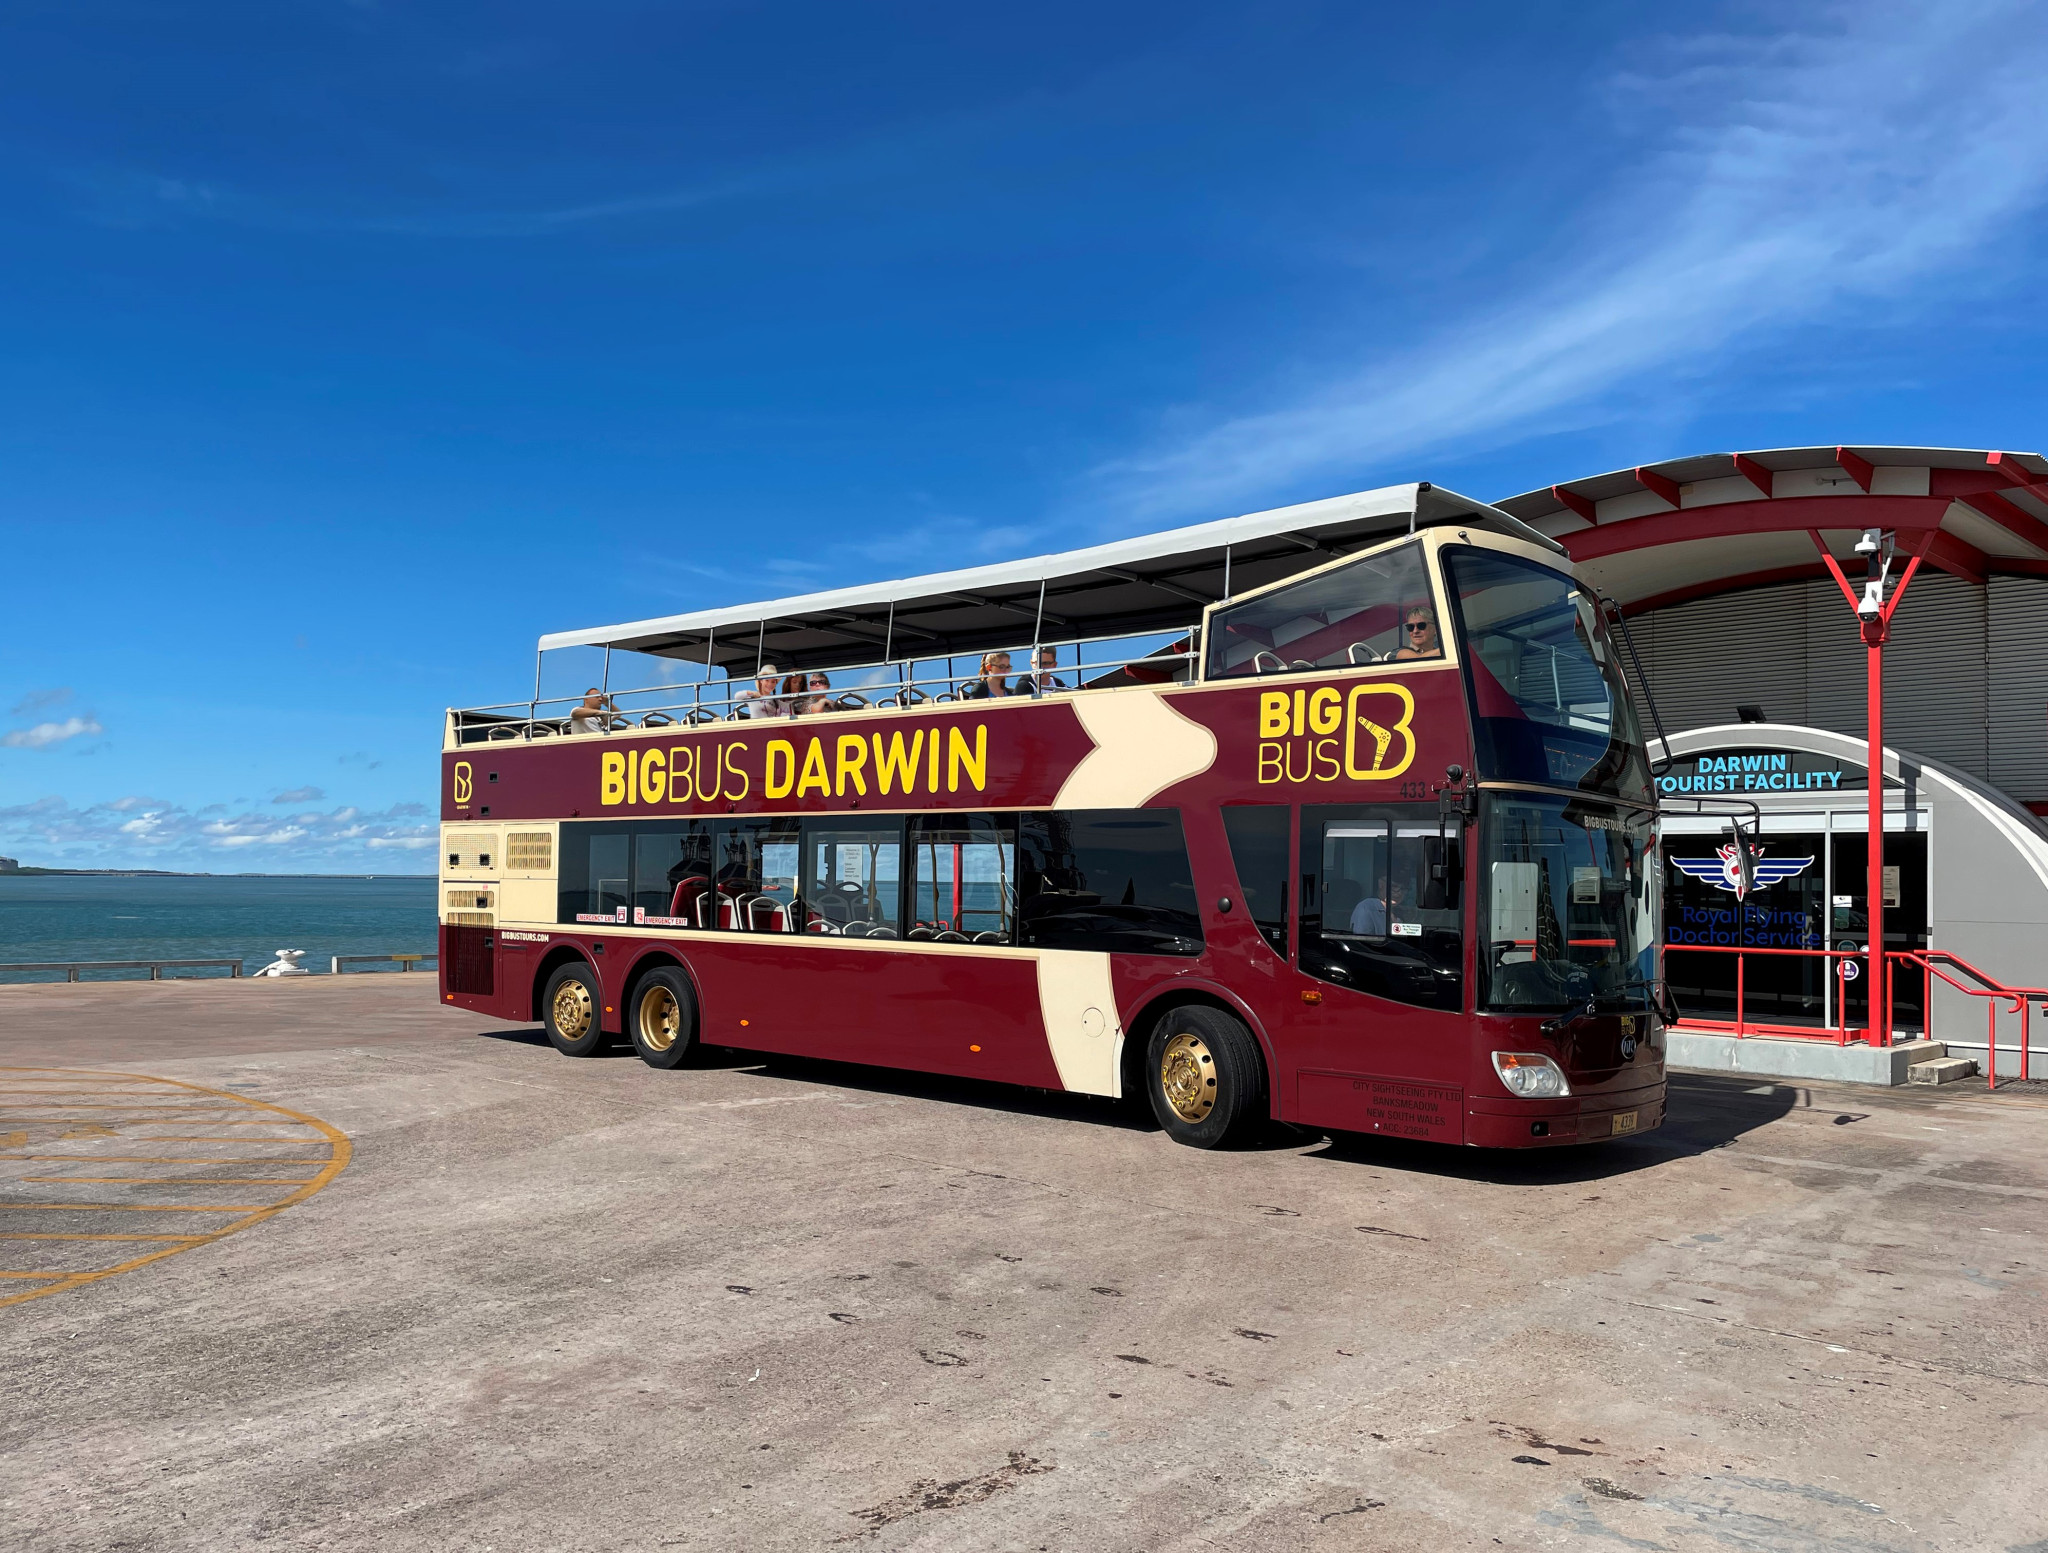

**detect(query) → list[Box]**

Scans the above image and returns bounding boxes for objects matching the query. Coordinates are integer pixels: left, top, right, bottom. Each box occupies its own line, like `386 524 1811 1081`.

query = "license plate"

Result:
1610 1111 1638 1136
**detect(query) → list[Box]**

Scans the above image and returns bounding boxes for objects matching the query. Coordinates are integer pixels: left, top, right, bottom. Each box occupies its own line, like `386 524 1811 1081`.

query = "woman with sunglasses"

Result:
1393 604 1441 660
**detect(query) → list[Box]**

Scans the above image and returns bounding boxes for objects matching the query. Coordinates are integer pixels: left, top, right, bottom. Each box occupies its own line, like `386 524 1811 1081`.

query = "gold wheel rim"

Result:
639 985 681 1053
1159 1031 1218 1124
552 979 593 1040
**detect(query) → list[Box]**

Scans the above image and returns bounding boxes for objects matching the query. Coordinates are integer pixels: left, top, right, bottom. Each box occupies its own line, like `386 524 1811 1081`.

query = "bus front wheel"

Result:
629 968 698 1070
543 962 608 1058
1146 1006 1266 1149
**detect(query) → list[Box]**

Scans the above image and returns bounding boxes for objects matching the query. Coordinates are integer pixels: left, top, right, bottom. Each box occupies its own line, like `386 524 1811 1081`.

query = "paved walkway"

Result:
3 976 2045 1550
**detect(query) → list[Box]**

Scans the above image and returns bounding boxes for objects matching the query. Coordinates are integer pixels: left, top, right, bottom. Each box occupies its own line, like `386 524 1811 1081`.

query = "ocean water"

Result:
0 875 438 982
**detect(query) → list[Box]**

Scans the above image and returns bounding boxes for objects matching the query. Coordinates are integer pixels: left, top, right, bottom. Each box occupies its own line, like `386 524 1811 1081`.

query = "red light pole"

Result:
1812 526 1934 1046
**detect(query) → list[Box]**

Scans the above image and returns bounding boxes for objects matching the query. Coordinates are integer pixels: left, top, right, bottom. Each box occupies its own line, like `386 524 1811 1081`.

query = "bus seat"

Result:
971 930 1004 945
934 929 968 944
843 922 873 938
906 925 936 940
745 896 781 932
691 891 715 929
670 876 708 918
867 925 899 939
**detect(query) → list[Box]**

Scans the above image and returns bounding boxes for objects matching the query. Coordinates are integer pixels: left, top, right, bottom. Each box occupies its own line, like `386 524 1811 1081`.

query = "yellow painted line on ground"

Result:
23 1177 318 1186
0 1271 68 1280
0 1067 351 1310
0 1231 204 1243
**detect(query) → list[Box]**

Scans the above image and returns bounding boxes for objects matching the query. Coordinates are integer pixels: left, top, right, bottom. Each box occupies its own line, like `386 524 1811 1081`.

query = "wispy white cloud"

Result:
3 716 103 750
1098 0 2048 519
272 786 326 804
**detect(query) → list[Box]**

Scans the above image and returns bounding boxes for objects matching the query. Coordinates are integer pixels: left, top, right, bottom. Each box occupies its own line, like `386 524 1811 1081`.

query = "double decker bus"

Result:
439 481 1666 1149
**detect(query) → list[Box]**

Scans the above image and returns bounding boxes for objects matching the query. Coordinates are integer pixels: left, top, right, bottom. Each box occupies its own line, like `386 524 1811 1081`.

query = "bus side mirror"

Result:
1419 835 1462 912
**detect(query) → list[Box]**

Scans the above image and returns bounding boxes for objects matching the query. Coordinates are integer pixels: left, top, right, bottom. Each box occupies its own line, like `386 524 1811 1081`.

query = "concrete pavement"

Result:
3 975 2046 1550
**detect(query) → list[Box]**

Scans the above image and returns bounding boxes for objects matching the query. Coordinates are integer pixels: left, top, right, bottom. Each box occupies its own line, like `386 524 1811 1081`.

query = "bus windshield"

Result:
1442 547 1649 802
1479 792 1657 1012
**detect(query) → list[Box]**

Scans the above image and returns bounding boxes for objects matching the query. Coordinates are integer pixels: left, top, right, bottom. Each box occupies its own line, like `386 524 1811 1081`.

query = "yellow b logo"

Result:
1344 684 1416 779
452 761 473 804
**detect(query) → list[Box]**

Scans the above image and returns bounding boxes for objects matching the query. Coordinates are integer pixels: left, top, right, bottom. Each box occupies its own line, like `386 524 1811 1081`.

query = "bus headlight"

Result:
1492 1052 1571 1098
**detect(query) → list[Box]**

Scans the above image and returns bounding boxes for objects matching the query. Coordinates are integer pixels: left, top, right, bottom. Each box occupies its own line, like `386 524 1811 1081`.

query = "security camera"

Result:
1853 528 1884 558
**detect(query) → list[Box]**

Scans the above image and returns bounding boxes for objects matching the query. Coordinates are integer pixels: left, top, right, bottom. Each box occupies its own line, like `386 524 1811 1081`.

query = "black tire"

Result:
628 967 697 1070
1145 1005 1267 1149
542 962 609 1058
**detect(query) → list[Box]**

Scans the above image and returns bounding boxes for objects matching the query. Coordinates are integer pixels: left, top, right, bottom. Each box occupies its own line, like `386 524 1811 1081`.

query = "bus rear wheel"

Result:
629 968 697 1070
1146 1006 1266 1149
543 962 608 1058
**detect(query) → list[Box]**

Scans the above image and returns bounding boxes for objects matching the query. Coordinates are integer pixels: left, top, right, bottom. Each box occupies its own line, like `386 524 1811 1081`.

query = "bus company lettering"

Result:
1255 683 1416 785
597 724 990 808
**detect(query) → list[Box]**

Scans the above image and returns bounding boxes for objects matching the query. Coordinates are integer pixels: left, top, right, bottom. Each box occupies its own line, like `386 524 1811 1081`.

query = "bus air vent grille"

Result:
507 832 553 871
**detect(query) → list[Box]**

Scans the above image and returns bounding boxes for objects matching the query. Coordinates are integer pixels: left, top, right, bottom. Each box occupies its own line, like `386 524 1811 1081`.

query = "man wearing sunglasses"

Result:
1392 604 1442 661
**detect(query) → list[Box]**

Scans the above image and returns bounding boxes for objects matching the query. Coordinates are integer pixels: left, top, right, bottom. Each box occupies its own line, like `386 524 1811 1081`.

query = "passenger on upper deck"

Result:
799 672 834 714
1392 604 1442 661
568 688 619 735
960 651 1013 700
735 665 786 718
1014 647 1068 696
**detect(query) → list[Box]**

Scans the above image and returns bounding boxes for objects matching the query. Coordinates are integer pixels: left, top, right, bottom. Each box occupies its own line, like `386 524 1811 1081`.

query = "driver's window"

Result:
1205 542 1437 679
1298 805 1463 1010
800 820 904 939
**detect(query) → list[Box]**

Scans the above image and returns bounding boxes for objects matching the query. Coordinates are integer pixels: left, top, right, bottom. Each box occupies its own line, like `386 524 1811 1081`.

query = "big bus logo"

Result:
1256 683 1416 785
451 761 473 804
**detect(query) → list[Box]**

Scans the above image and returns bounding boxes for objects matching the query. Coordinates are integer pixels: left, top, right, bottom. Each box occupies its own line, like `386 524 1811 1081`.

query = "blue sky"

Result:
3 0 2045 870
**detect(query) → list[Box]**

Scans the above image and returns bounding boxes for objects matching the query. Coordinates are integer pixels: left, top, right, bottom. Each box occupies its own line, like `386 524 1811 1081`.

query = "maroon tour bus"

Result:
439 481 1666 1149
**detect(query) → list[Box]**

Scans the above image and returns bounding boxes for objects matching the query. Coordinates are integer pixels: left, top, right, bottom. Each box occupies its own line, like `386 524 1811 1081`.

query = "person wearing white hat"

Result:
736 664 787 718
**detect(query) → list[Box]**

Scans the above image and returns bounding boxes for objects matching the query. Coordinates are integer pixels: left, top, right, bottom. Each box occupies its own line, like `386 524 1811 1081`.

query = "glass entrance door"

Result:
1829 831 1930 1032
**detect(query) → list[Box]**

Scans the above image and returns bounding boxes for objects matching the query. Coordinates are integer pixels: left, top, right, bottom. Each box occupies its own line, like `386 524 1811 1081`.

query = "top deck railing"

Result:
451 636 1201 746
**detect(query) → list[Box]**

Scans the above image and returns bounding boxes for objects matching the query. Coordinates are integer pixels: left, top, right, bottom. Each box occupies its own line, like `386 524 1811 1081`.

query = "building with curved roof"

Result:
1500 446 2048 1071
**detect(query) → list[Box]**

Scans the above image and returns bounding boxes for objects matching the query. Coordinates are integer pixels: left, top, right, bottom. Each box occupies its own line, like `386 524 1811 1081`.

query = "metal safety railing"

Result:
1891 949 2048 1090
331 953 436 975
1664 944 1874 1045
0 958 244 982
451 637 1200 745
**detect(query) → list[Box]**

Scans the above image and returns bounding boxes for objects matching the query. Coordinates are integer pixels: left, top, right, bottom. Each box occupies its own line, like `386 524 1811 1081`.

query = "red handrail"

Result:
1889 950 2048 1089
1664 944 1866 1045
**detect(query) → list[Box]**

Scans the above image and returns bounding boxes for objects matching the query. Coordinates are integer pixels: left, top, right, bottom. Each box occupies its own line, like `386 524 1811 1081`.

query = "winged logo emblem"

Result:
1671 843 1813 900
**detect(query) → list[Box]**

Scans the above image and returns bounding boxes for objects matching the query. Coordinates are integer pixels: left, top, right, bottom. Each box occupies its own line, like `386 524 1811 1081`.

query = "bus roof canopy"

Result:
540 481 1559 675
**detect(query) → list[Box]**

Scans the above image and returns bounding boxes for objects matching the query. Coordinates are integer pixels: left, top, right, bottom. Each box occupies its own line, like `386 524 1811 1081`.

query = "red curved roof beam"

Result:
1958 490 2048 556
1634 467 1682 508
1732 454 1774 498
1558 494 1992 585
1989 451 2048 492
1836 447 1876 492
1551 485 1597 523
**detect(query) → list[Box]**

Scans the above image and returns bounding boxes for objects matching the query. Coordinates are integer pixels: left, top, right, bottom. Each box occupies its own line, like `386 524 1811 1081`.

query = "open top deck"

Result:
535 482 1558 674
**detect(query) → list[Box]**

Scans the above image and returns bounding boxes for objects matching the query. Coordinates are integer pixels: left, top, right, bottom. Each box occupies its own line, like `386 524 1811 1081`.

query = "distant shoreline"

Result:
0 869 436 880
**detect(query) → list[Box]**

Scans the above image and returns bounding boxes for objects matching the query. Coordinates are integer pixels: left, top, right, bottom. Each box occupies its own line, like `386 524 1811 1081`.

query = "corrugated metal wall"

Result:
1622 574 2048 802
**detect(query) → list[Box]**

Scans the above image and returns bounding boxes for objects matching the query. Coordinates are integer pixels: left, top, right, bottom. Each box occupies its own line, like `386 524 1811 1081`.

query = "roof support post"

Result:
601 647 611 695
531 648 543 727
755 620 765 677
1029 580 1046 698
1222 545 1232 602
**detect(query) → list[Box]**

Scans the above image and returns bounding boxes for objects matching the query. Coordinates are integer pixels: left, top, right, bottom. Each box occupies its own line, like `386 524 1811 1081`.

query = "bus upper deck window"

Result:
1205 542 1435 680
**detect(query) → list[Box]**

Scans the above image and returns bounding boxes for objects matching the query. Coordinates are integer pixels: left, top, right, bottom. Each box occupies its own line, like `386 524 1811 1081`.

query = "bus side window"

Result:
1017 810 1204 958
1220 805 1289 958
1299 805 1463 1011
558 822 634 924
801 819 905 939
908 814 1016 944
